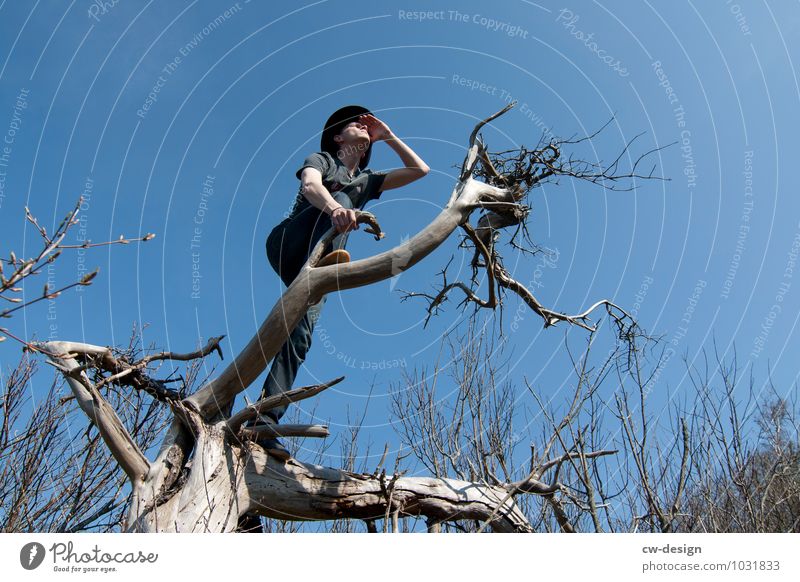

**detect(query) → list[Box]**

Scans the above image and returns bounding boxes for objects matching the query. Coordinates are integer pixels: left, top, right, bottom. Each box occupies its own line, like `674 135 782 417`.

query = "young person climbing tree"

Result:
252 105 430 460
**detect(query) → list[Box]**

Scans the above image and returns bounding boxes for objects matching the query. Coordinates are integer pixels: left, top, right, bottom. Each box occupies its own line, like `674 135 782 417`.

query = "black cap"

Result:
320 105 373 170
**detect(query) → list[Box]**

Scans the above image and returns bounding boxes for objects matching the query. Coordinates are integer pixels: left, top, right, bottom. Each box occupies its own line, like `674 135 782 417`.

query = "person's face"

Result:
335 120 370 147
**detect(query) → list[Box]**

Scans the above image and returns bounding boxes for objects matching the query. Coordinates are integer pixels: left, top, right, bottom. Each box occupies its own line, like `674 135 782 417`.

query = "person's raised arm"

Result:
360 113 429 192
299 167 357 233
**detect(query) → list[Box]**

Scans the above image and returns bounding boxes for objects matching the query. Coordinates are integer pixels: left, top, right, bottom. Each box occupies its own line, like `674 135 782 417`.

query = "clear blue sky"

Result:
2 1 799 472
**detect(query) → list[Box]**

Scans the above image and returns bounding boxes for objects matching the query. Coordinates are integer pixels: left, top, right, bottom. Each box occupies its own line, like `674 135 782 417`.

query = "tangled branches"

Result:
402 105 667 347
472 116 671 194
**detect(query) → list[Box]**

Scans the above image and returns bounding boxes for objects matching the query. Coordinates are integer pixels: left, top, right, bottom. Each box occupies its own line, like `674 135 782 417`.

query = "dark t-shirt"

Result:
267 152 388 284
285 151 387 221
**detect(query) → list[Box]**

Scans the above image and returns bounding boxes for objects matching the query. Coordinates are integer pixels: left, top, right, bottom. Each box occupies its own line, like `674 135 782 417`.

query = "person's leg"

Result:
256 192 353 426
258 295 325 423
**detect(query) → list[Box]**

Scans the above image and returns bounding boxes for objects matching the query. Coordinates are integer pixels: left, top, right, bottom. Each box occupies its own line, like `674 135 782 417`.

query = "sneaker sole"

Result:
317 249 351 268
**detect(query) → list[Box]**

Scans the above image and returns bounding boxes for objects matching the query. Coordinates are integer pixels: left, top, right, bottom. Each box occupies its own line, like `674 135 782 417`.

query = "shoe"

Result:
317 249 350 268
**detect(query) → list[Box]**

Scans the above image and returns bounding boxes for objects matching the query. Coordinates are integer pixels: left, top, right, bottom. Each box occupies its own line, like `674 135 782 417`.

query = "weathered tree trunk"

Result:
125 419 531 532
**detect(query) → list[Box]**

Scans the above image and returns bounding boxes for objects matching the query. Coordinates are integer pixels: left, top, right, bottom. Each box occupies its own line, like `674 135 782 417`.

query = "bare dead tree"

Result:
9 104 674 533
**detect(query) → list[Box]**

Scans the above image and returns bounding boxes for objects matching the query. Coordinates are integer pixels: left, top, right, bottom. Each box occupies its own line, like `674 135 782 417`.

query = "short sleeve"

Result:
366 170 388 201
295 152 331 180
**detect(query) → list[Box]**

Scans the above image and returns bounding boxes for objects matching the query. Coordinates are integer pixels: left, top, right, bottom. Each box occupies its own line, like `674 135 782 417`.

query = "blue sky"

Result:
1 0 799 473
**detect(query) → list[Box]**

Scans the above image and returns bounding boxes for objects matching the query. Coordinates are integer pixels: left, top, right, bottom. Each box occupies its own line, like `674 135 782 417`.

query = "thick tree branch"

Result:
41 342 149 483
242 454 533 533
239 424 329 439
